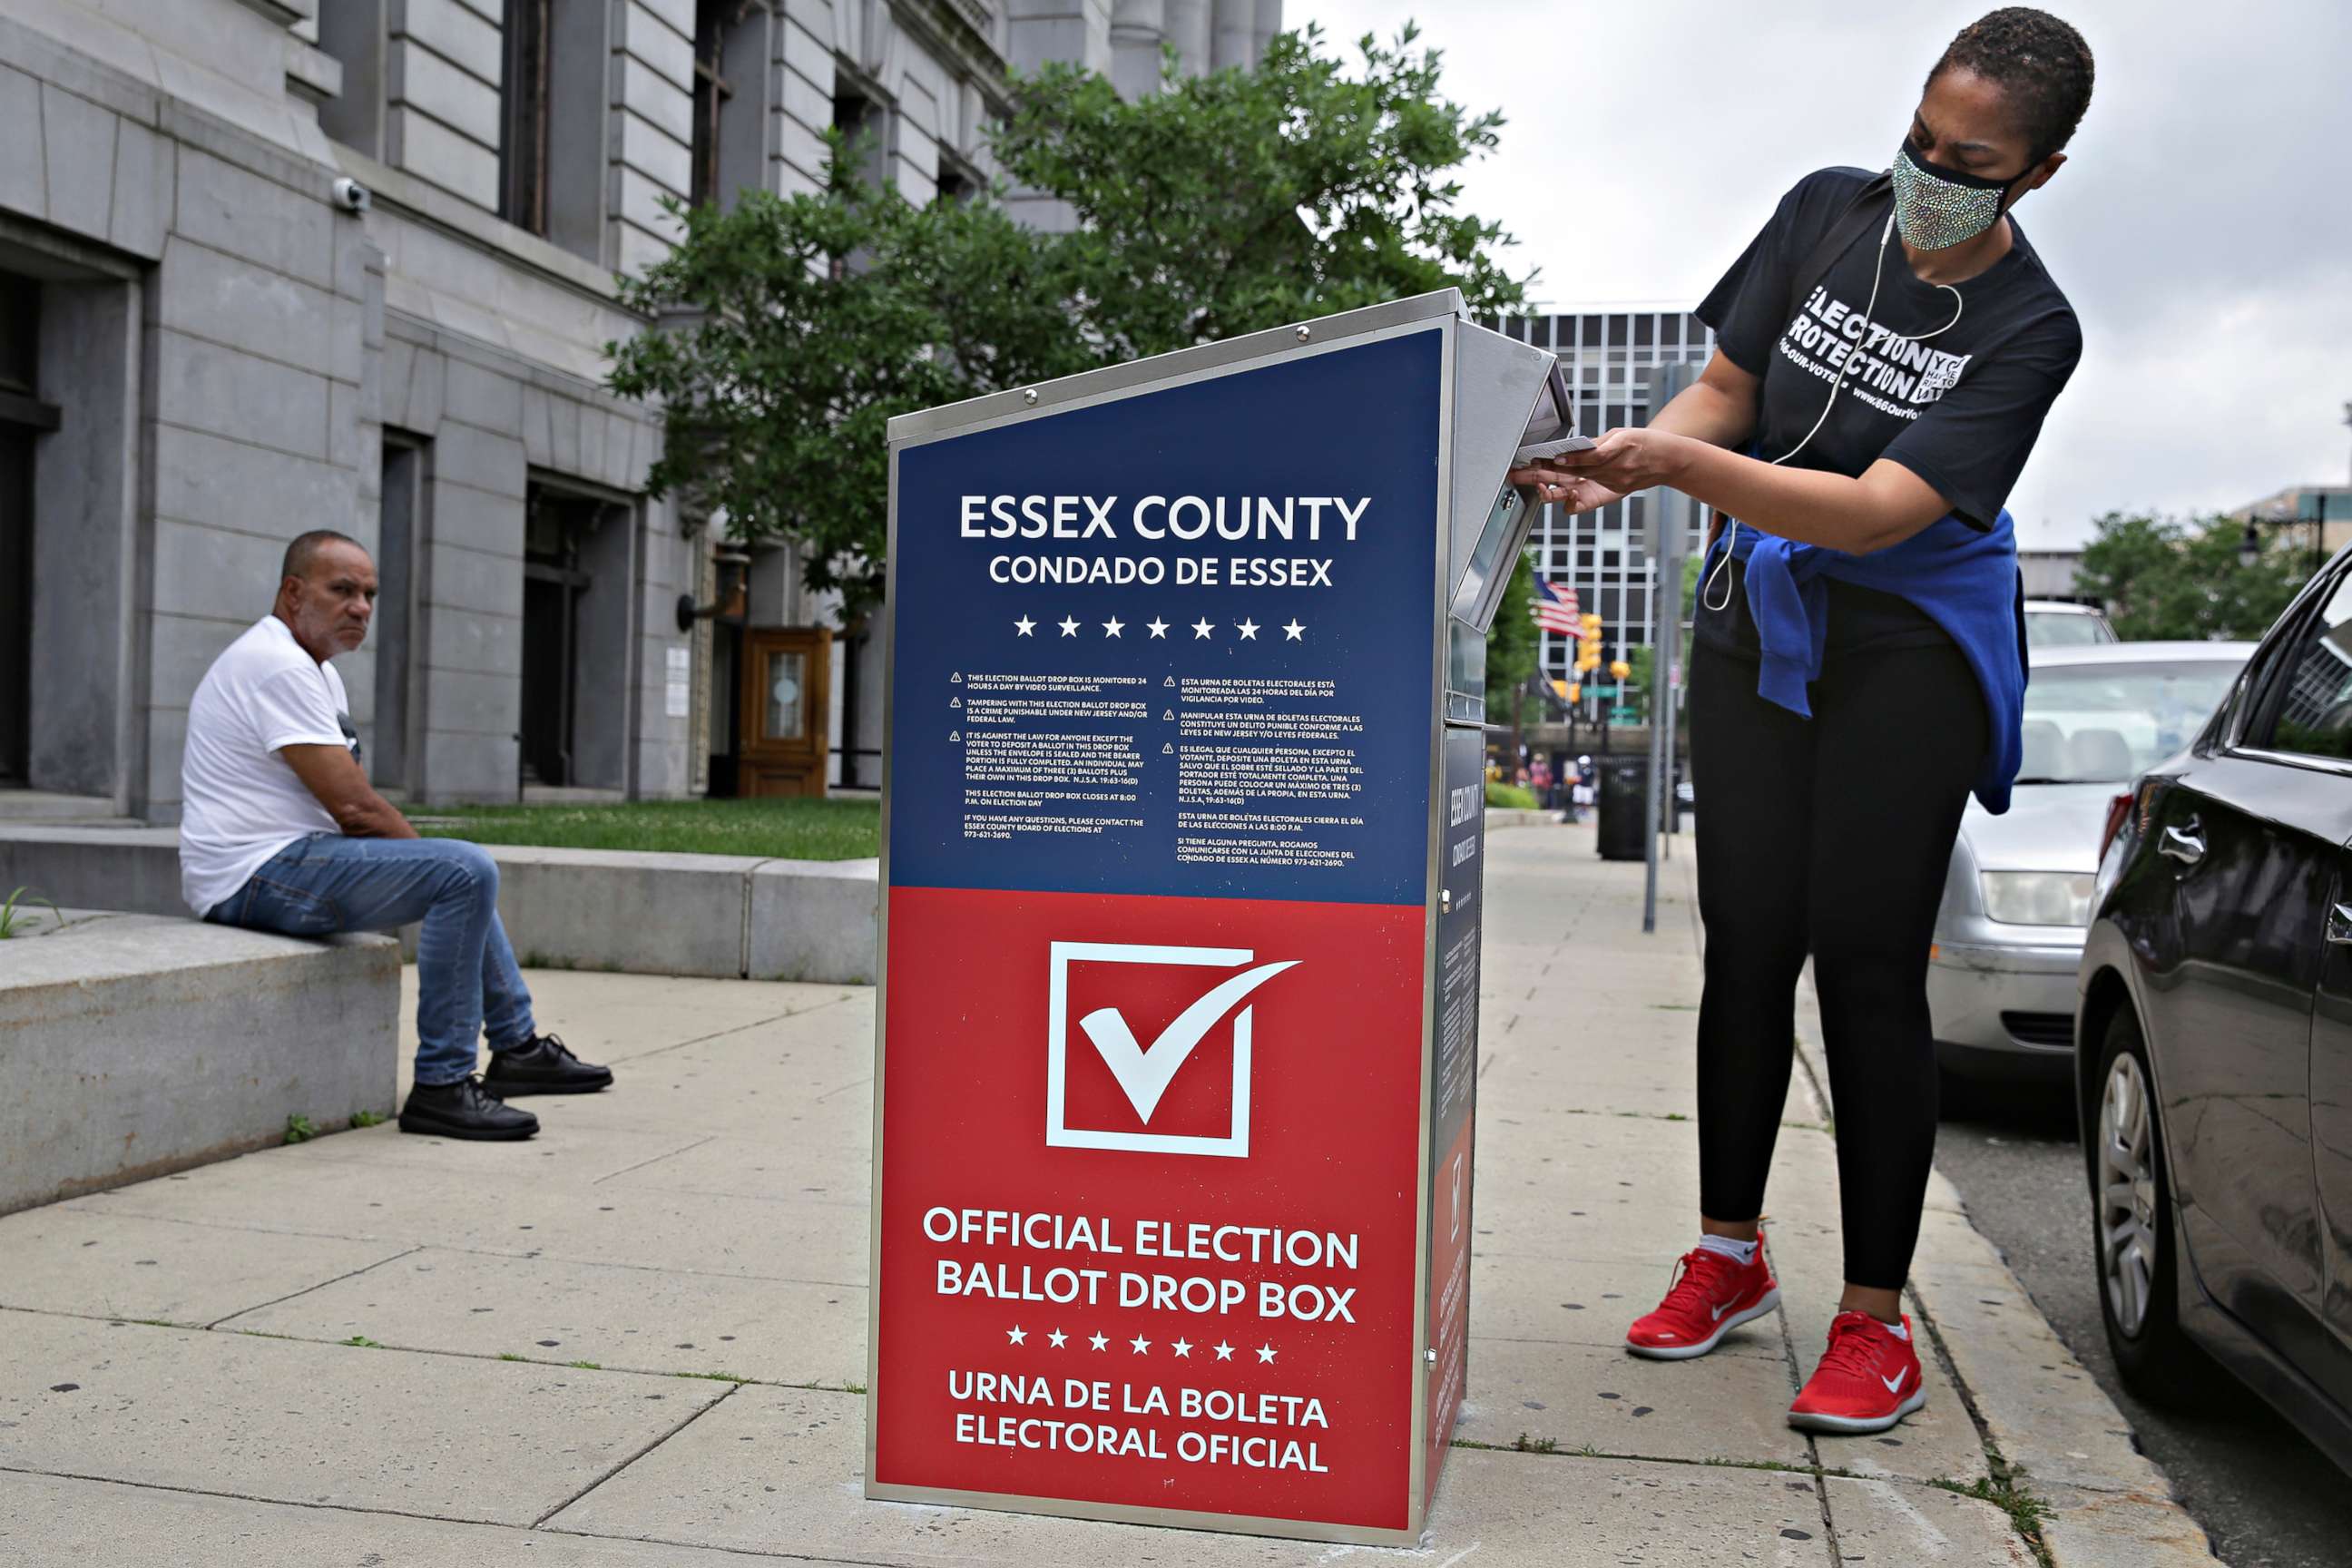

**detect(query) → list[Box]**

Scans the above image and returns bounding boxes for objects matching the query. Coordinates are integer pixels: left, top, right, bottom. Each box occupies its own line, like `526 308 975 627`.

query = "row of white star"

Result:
1014 615 1305 642
1004 1325 1277 1362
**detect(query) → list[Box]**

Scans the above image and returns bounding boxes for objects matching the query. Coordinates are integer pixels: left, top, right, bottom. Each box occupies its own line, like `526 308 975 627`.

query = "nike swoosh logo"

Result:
1079 961 1298 1123
1882 1369 1907 1395
1710 1301 1733 1322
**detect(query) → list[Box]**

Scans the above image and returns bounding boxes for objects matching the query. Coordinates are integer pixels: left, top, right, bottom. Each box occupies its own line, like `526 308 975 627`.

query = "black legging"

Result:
1689 637 1986 1289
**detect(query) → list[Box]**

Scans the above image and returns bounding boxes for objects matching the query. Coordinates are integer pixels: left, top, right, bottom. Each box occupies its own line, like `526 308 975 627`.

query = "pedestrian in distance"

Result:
1510 7 2092 1435
178 530 615 1142
1568 754 1594 823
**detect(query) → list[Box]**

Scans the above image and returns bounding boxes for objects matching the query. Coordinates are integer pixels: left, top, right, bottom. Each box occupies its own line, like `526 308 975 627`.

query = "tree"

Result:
1485 549 1541 719
606 24 1532 618
2074 513 2305 642
994 25 1529 359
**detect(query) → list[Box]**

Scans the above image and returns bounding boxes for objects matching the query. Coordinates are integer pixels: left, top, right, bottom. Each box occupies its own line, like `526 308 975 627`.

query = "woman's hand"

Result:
1541 426 1702 495
1506 467 1622 516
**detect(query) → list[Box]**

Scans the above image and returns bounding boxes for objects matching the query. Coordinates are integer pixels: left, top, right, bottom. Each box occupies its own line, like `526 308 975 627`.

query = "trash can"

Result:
1596 753 1650 861
868 289 1556 1544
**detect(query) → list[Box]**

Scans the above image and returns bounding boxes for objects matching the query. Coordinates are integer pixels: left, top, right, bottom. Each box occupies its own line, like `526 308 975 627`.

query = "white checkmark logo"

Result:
1078 961 1298 1124
1044 942 1298 1158
1881 1369 1906 1395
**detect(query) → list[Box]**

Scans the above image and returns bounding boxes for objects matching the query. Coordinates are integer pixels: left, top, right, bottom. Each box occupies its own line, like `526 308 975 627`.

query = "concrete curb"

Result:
0 826 878 984
1790 967 2215 1566
0 911 399 1216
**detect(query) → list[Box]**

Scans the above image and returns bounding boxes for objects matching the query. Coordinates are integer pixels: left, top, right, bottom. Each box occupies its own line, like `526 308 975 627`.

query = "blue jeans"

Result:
207 833 537 1087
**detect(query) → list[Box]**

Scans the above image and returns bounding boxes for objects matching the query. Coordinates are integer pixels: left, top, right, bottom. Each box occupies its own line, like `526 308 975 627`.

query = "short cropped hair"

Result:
1929 8 2095 164
280 529 364 584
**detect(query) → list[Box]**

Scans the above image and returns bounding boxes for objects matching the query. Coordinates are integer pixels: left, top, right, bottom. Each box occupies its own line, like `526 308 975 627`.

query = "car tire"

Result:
2088 1005 2210 1406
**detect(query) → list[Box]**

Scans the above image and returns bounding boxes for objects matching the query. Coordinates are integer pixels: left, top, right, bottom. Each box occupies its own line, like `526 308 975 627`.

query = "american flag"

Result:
1529 573 1581 635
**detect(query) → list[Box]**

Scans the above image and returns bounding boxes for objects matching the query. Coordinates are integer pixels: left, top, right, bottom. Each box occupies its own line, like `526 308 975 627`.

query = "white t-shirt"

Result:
179 615 356 916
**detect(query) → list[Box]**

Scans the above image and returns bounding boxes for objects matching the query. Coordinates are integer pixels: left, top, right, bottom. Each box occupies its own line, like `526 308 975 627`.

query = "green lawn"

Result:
415 797 880 860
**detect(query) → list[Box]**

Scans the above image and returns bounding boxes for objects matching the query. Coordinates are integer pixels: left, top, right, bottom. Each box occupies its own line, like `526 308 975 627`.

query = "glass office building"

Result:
1485 309 1718 686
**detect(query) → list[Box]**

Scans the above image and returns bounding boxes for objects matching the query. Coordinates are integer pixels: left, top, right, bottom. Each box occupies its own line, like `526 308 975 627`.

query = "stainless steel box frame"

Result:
866 289 1552 1544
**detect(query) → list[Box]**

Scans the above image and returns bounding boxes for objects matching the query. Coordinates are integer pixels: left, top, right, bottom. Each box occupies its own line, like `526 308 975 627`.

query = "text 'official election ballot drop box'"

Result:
867 289 1553 1544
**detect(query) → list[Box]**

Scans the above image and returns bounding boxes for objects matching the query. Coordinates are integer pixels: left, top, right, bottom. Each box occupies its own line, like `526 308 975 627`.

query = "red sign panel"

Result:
873 887 1427 1532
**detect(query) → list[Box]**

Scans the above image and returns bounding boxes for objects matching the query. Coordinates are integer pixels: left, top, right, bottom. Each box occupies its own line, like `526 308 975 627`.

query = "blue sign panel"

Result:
887 328 1444 906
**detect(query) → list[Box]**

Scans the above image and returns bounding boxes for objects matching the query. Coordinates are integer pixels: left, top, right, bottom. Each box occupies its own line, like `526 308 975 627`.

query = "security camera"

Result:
330 177 371 215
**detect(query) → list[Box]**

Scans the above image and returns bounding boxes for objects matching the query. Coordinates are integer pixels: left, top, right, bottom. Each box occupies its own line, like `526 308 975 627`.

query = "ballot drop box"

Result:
867 289 1553 1543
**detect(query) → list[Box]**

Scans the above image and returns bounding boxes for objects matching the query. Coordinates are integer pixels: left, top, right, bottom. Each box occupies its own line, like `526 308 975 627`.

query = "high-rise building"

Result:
1485 308 1717 685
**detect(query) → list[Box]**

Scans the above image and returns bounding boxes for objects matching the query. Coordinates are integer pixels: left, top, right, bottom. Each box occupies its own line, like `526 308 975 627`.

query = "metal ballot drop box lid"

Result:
867 289 1552 1544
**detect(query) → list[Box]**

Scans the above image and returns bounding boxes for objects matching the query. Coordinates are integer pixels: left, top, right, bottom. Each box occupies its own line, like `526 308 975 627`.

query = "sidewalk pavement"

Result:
0 826 2210 1565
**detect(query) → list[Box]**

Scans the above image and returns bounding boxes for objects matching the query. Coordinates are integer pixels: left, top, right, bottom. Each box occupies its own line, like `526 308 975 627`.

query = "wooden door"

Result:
737 627 831 798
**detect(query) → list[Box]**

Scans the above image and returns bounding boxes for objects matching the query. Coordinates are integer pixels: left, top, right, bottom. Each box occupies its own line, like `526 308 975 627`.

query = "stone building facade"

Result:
0 0 1278 819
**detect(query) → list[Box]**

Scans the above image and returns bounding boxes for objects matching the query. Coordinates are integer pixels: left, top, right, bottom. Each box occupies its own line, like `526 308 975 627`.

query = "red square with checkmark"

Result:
1048 940 1294 1155
876 885 1428 1531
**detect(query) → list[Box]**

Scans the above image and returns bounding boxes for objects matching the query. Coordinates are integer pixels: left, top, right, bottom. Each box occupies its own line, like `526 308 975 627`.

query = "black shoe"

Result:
399 1076 539 1140
482 1033 613 1096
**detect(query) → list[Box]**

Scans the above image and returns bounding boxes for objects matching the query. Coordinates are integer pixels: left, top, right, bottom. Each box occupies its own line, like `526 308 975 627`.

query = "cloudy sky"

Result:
1297 0 2352 548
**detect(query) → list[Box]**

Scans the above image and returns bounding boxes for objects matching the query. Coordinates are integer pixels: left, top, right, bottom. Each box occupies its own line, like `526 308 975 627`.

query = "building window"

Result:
833 85 887 187
499 0 552 235
691 0 736 208
373 437 426 794
521 478 639 793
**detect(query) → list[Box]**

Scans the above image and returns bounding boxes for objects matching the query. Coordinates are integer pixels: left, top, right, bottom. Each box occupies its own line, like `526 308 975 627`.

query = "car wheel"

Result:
2090 1006 2208 1405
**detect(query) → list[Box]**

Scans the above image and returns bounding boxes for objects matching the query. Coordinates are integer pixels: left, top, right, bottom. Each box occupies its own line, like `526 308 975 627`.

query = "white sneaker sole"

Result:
1624 1288 1783 1360
1787 1384 1928 1435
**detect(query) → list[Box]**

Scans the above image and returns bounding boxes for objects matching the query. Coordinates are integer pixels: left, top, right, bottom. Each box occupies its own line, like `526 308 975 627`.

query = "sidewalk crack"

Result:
591 1134 717 1186
612 993 867 1067
531 1380 743 1529
205 1244 424 1330
1907 1285 2057 1565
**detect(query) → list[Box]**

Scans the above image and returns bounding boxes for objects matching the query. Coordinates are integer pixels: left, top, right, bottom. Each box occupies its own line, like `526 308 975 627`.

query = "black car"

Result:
2077 544 2352 1470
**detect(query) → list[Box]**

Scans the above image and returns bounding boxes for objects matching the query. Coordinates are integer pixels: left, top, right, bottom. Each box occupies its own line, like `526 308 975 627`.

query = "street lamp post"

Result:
2239 492 2328 581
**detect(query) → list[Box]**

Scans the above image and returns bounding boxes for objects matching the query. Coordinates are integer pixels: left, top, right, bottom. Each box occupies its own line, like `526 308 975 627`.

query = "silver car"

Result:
2024 599 2119 648
1929 641 2254 1079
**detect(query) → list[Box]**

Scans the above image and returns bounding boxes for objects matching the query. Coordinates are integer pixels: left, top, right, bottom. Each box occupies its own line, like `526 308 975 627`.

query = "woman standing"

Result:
1510 8 2092 1435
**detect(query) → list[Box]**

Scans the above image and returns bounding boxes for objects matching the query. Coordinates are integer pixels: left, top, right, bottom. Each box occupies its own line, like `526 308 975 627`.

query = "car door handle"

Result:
2158 821 2205 866
2328 904 2352 946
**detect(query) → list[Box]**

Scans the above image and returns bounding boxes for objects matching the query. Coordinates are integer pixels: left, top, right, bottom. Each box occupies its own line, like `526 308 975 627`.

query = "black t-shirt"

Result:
1691 165 2081 660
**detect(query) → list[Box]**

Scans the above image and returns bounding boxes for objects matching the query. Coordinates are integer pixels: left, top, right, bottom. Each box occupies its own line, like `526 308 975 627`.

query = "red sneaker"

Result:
1624 1232 1781 1359
1788 1310 1927 1434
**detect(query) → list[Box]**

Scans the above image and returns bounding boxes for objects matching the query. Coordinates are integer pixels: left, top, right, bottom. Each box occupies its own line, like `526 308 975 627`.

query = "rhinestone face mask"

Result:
1890 142 2018 250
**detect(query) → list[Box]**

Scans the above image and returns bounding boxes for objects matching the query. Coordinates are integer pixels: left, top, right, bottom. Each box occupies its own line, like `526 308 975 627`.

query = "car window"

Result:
2254 571 2352 760
2026 612 2109 648
2017 661 2247 782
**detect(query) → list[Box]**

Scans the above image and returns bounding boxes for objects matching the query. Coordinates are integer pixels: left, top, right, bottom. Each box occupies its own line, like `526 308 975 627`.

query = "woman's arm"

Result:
1649 352 1762 449
1675 445 1949 554
1505 350 1763 516
1532 426 1951 555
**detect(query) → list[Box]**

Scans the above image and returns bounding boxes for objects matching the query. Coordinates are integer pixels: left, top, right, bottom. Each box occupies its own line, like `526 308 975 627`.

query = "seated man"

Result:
178 529 613 1142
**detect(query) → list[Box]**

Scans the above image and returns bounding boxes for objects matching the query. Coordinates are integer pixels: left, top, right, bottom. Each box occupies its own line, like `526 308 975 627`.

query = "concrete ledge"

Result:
0 828 879 985
466 846 877 983
487 846 767 978
0 825 183 915
1484 808 1556 830
0 912 400 1217
750 858 879 983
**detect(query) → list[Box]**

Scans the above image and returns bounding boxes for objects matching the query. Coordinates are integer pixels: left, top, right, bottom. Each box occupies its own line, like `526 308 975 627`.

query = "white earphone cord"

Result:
1699 212 1963 613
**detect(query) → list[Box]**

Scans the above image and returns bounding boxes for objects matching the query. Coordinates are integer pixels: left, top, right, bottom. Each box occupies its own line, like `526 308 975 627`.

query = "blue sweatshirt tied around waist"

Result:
1700 512 2027 815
